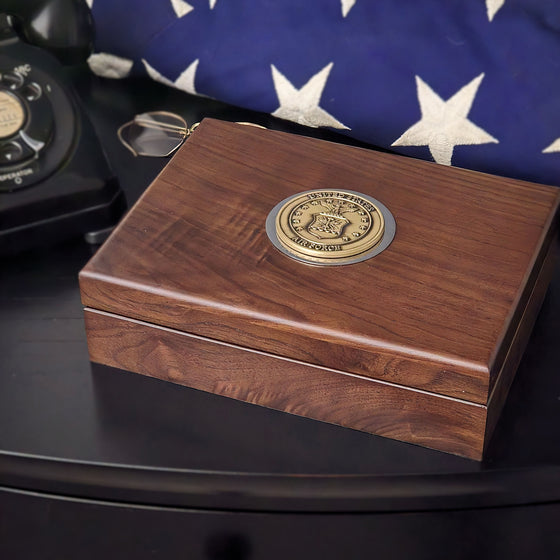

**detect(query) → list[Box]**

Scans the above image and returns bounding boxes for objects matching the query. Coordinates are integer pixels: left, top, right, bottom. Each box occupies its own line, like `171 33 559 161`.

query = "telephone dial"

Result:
0 0 125 255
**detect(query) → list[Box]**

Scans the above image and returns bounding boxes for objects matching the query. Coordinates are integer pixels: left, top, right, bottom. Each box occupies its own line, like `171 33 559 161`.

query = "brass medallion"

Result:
266 190 396 265
0 91 25 139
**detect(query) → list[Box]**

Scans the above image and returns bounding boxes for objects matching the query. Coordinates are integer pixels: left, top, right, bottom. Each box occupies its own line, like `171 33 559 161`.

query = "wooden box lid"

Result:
80 119 559 409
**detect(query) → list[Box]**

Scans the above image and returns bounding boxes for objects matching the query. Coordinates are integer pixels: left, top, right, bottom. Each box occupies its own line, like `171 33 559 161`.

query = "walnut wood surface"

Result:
80 119 559 406
84 308 487 460
484 237 558 450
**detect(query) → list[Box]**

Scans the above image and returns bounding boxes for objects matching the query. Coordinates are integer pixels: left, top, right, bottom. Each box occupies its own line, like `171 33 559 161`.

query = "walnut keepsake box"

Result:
79 119 559 460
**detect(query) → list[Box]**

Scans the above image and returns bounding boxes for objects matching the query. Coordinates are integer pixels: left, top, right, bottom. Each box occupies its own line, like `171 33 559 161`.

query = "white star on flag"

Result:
543 138 560 154
171 0 193 18
210 0 217 8
271 63 349 129
392 73 498 166
341 0 356 18
486 0 505 22
142 59 199 95
88 52 133 79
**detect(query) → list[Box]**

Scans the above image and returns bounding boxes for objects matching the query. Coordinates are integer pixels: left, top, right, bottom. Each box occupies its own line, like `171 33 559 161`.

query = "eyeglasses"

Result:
117 111 198 157
118 112 267 157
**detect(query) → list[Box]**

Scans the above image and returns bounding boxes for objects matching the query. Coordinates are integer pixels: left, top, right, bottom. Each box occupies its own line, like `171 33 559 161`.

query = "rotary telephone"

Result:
0 0 125 255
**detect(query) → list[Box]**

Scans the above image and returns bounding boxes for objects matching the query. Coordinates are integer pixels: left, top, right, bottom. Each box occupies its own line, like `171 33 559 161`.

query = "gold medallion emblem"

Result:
0 91 25 139
266 190 396 265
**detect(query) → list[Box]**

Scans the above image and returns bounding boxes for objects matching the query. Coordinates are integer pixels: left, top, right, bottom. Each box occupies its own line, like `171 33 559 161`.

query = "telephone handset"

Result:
0 0 125 254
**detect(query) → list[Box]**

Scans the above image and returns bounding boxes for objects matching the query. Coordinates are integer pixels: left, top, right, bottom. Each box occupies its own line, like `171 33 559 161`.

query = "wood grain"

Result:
485 237 558 450
84 308 487 460
80 119 560 406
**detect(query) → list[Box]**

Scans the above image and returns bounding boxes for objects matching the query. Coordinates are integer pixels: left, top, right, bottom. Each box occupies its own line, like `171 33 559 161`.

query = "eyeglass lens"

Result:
119 112 187 157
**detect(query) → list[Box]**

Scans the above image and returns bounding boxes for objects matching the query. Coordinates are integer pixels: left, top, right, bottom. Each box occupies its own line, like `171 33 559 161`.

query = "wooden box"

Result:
79 119 559 460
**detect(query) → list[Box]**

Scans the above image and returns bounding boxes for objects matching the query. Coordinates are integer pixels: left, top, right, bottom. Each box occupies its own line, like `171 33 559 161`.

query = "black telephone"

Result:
0 0 125 255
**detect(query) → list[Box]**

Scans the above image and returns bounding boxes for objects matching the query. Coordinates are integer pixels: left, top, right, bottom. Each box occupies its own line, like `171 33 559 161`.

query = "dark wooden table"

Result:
1 69 559 559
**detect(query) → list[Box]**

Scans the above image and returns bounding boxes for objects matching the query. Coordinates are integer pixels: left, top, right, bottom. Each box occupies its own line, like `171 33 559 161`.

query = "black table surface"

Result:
1 69 560 558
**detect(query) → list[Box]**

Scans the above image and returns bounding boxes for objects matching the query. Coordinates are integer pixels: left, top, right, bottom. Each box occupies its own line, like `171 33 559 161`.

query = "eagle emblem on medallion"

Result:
307 199 359 239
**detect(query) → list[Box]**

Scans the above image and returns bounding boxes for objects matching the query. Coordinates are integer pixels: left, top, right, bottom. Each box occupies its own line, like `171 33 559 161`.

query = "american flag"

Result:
88 0 560 186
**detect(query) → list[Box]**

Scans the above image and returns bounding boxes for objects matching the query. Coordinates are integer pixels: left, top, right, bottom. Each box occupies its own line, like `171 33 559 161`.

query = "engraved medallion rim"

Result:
276 192 385 259
266 189 396 266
